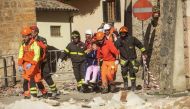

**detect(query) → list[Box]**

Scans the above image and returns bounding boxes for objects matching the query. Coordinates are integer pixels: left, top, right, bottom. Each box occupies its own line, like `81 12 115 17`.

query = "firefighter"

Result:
30 25 59 97
115 26 147 91
58 30 87 92
96 32 119 93
18 27 42 98
103 23 118 42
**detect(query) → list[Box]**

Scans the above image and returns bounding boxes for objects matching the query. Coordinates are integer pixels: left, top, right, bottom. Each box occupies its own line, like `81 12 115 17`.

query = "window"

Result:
50 26 61 37
102 0 121 22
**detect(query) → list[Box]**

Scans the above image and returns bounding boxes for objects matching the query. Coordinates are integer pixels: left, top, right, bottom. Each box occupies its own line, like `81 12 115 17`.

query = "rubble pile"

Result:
2 91 190 109
62 82 77 91
0 84 23 97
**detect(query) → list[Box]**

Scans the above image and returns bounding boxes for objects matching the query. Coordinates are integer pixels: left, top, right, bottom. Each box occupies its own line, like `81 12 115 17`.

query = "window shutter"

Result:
115 0 121 22
102 1 108 22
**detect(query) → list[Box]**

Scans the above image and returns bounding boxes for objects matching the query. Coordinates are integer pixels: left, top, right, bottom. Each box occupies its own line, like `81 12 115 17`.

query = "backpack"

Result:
36 36 47 61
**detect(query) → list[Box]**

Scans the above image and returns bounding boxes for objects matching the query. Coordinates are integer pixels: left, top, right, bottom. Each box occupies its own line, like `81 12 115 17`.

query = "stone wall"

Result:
184 0 190 90
0 0 36 86
0 0 36 56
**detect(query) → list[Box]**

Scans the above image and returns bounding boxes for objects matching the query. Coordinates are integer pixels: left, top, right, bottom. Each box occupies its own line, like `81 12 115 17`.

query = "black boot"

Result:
31 93 37 98
110 84 116 93
124 81 128 90
101 87 108 94
131 80 136 91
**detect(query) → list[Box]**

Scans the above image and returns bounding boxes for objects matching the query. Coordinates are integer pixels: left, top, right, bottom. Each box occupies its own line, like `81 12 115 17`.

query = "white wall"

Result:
36 11 72 50
37 22 70 50
68 0 125 41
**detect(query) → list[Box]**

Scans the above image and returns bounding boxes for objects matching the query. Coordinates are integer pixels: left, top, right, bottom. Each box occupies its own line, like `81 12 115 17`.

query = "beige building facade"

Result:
35 0 78 50
36 11 72 50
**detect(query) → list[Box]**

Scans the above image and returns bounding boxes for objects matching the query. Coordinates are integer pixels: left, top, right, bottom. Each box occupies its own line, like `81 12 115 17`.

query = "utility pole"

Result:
124 0 127 26
124 0 132 36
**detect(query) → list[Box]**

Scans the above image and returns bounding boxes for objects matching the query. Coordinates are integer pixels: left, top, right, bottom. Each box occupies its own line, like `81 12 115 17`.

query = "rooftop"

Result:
35 0 79 12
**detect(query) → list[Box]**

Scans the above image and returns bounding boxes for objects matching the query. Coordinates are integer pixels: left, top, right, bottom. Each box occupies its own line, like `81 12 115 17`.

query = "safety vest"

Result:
18 39 40 65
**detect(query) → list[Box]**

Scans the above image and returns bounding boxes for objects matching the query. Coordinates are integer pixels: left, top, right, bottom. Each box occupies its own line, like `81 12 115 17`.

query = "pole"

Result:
142 20 145 80
124 0 127 26
12 56 16 86
3 58 8 87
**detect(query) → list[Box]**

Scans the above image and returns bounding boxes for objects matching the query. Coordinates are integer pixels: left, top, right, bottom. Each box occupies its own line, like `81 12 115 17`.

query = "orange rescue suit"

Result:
18 39 41 82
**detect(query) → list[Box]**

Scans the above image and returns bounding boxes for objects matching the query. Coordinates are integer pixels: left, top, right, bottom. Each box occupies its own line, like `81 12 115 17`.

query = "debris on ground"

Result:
59 89 70 95
62 82 77 91
2 91 190 109
0 84 23 97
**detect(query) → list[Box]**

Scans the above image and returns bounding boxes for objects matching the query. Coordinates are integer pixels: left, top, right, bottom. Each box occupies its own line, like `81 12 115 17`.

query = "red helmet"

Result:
119 26 128 33
96 32 105 41
30 25 39 32
21 27 32 36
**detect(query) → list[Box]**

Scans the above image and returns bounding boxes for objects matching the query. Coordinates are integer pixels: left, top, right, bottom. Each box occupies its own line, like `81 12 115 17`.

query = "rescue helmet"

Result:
85 29 93 35
119 26 128 33
71 30 80 39
103 24 111 30
30 25 39 33
21 27 32 36
97 28 104 32
96 32 105 41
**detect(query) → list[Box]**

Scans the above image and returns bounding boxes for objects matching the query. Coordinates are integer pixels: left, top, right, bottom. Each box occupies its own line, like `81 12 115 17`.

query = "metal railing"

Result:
0 50 64 87
47 50 63 73
0 55 17 87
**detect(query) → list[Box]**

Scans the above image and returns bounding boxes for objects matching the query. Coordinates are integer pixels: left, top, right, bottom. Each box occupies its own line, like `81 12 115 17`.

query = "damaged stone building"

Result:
0 0 190 94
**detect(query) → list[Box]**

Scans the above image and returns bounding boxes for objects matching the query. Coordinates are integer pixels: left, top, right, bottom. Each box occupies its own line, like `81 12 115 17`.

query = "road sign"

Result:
133 0 153 21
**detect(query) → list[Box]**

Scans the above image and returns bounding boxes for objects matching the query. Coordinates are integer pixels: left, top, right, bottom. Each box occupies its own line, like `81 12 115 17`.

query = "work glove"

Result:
142 54 147 61
18 66 23 72
26 63 32 70
115 59 119 65
97 66 101 71
57 58 62 69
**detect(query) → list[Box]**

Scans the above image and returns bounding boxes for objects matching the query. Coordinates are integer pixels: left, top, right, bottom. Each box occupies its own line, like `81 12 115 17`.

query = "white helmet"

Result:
97 28 104 32
85 29 93 35
103 24 111 30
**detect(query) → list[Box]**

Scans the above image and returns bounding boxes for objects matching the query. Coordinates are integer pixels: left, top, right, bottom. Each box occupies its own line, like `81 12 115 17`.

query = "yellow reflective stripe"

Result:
77 84 82 87
140 47 146 52
70 52 84 55
133 66 138 70
70 52 77 55
78 52 84 55
18 45 24 58
49 84 56 88
131 60 135 65
77 79 84 86
120 59 126 65
31 41 40 62
30 87 37 91
50 88 56 91
64 48 69 53
30 91 37 94
123 75 128 79
130 77 136 80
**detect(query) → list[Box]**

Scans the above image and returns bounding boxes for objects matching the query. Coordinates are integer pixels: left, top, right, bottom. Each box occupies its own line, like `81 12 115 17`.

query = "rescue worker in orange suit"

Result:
18 27 42 98
96 32 119 93
115 26 147 91
30 25 59 97
58 31 87 92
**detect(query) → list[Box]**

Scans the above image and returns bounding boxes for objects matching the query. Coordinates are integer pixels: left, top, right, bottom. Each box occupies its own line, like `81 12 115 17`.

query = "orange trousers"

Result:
22 62 41 82
101 61 117 87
